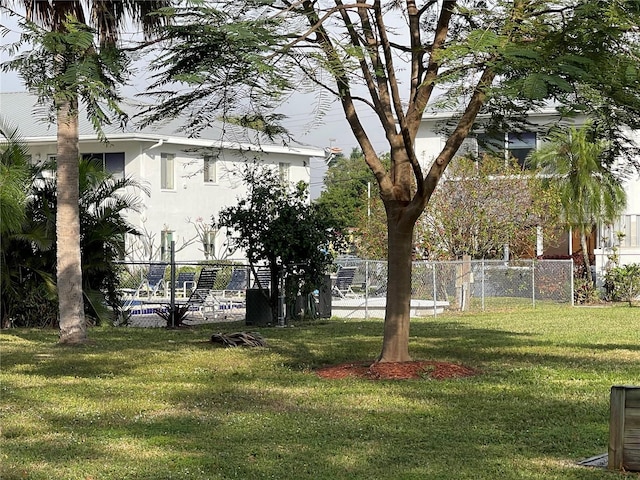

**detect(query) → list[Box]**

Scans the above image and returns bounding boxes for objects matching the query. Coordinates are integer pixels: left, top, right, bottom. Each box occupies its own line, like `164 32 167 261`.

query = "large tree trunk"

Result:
378 200 415 363
56 96 87 344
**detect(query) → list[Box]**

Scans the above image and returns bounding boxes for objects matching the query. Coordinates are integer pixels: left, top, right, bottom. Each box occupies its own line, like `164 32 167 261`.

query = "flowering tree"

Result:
419 155 562 260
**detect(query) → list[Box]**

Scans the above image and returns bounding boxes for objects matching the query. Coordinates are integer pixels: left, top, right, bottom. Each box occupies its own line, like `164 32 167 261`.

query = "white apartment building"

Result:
416 108 640 273
1 92 325 262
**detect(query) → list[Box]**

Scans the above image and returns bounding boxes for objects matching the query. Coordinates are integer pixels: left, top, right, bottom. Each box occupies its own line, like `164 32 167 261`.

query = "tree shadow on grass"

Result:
2 364 618 480
2 317 633 479
0 326 212 379
257 318 639 381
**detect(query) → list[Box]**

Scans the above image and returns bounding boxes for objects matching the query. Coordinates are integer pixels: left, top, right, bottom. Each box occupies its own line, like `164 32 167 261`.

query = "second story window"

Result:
507 132 536 169
477 132 537 170
279 162 290 182
161 153 175 190
204 155 217 183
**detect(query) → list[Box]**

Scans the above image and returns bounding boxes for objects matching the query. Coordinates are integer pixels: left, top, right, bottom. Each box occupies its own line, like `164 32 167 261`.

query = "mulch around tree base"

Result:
316 360 478 380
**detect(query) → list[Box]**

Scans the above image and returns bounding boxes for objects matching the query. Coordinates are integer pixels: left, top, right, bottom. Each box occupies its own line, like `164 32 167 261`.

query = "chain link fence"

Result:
332 258 574 315
115 261 250 327
114 258 574 326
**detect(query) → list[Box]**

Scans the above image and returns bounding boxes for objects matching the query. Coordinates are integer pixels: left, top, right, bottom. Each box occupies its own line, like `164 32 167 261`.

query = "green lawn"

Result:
1 305 639 479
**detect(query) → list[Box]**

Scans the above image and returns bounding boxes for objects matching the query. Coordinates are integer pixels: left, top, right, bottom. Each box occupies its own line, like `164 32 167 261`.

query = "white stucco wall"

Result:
135 146 312 261
25 138 318 262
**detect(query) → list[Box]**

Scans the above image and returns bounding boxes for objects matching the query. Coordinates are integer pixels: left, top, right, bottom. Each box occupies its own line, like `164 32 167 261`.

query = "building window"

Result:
105 153 125 179
204 155 217 183
203 230 216 259
160 230 174 261
35 154 57 180
82 152 125 179
507 132 536 169
161 153 175 190
279 162 290 182
477 133 504 159
622 215 639 247
477 132 537 169
602 215 640 248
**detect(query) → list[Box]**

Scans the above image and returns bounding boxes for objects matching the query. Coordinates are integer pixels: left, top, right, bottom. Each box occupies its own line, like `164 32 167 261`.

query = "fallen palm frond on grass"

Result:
210 331 267 347
1 304 638 480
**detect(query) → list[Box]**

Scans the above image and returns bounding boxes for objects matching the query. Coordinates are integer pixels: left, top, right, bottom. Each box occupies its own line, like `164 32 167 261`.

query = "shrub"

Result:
574 278 599 304
603 263 640 306
154 303 191 328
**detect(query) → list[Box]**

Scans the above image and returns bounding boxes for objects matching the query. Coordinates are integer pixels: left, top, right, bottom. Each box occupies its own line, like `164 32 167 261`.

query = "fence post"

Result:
570 259 575 307
365 260 369 320
432 262 437 317
532 258 536 309
170 241 176 328
481 259 485 312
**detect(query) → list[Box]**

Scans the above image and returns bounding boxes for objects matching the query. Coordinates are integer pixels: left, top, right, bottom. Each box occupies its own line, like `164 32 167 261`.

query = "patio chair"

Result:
221 268 248 298
332 266 358 298
252 267 271 291
119 263 167 300
116 263 168 322
142 263 168 297
175 271 196 297
183 267 221 319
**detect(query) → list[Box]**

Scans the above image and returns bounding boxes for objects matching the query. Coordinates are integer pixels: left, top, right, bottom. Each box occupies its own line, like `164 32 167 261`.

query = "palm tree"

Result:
0 116 36 328
2 156 146 328
531 124 627 284
2 1 167 343
33 158 147 324
0 116 30 237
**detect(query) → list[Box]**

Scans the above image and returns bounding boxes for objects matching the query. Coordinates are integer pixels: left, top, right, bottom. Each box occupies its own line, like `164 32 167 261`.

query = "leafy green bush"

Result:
604 263 640 306
2 159 144 328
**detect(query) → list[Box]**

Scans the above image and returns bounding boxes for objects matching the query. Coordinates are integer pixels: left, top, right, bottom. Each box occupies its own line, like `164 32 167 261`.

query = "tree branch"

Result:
298 0 392 193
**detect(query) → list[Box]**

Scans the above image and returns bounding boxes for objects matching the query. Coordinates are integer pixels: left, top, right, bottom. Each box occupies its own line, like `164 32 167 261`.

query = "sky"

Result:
0 8 391 199
0 8 390 156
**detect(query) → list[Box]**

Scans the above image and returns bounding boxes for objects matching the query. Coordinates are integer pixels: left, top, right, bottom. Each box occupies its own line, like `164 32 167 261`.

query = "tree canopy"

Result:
531 123 627 284
316 148 381 229
134 0 640 362
219 166 345 322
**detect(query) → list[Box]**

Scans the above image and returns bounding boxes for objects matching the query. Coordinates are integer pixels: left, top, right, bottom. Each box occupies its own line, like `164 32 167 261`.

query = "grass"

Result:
1 305 639 480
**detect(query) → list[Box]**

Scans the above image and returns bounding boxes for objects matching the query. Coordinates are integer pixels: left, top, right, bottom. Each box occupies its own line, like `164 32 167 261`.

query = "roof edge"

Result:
22 132 325 157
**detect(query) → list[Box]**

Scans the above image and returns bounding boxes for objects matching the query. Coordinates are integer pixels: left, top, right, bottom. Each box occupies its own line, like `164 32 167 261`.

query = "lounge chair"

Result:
118 263 168 302
116 263 167 323
221 268 248 298
252 267 271 291
175 271 196 297
332 266 358 298
140 263 168 297
183 267 220 319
